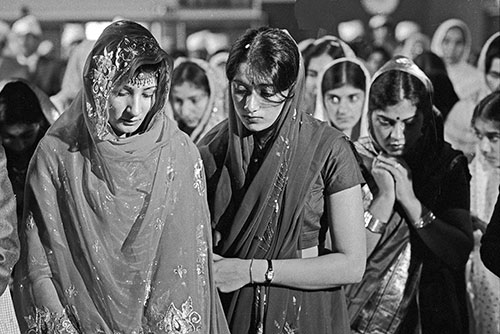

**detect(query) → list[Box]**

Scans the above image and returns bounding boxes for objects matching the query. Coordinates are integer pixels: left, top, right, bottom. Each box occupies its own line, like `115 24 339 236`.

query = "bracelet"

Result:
413 209 436 229
364 210 387 234
249 258 254 284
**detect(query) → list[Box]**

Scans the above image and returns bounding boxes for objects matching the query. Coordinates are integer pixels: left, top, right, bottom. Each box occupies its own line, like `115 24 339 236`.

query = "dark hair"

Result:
414 51 447 75
321 61 366 94
0 81 45 125
484 35 500 74
172 61 210 95
226 27 299 99
472 90 500 125
303 38 346 70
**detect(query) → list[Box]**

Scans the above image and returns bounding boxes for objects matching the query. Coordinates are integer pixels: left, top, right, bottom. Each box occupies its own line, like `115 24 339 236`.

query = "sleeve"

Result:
480 187 500 277
413 155 474 270
323 136 364 195
0 144 19 294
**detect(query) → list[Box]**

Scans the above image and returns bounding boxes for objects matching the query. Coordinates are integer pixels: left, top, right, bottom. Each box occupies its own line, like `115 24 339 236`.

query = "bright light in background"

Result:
85 22 112 40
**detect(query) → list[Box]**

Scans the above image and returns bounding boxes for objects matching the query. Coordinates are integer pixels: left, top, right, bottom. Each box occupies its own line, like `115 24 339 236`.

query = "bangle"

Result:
413 209 436 229
364 210 387 234
249 258 254 284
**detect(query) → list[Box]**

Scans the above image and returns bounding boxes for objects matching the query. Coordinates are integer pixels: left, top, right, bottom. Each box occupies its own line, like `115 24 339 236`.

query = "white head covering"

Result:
395 21 421 43
338 20 365 43
61 23 86 48
431 19 472 64
313 57 371 138
11 15 42 37
477 31 500 76
312 35 357 59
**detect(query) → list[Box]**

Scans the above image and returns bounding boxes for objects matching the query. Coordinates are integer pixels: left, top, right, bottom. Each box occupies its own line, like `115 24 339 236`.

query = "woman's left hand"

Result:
375 154 417 206
213 254 251 293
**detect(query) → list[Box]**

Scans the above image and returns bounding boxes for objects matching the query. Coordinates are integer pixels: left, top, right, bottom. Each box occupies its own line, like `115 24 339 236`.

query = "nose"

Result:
244 91 260 113
127 95 142 117
479 137 491 153
390 121 405 141
337 99 349 115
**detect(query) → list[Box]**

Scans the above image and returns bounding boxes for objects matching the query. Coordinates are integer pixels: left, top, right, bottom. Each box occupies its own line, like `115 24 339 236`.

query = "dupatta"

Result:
14 21 229 334
198 33 355 333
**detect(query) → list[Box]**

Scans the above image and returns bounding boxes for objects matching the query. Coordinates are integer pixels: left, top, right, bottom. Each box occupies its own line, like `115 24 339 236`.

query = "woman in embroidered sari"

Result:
198 27 366 334
313 57 370 141
12 20 229 334
169 58 227 144
346 56 473 334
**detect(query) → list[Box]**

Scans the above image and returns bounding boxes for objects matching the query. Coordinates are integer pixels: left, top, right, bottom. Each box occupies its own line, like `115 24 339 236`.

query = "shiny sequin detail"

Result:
25 307 77 333
193 159 205 196
196 224 208 287
26 211 35 230
174 265 187 279
156 297 201 333
64 285 78 299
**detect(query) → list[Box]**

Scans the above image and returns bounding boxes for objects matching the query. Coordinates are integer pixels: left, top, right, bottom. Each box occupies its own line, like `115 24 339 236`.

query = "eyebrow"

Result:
376 113 417 122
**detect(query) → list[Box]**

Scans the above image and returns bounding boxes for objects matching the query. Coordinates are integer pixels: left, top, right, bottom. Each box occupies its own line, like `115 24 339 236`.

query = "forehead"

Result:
444 27 464 41
171 82 206 96
373 99 419 119
474 117 500 132
325 85 364 96
233 62 272 86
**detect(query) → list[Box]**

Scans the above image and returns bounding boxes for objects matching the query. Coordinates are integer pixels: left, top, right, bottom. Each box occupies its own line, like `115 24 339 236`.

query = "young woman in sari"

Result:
347 56 473 334
0 143 20 334
445 32 500 160
0 79 58 221
13 20 229 334
313 57 370 141
466 91 500 334
303 35 356 116
431 19 484 100
198 27 366 334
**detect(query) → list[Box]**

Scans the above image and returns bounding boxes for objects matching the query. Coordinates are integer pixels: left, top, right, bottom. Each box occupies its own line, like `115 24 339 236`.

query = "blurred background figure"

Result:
303 35 356 115
394 20 421 49
466 91 500 334
445 32 500 160
431 19 484 100
0 20 29 84
414 51 459 121
10 15 64 96
398 32 431 60
365 45 391 76
0 79 57 221
60 23 86 60
338 19 371 60
368 14 397 56
169 58 227 143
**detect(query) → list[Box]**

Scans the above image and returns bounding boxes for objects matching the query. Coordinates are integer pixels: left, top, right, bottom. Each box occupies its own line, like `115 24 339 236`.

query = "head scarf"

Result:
14 20 229 334
168 57 227 143
308 35 356 59
477 32 500 83
431 19 473 64
313 57 371 139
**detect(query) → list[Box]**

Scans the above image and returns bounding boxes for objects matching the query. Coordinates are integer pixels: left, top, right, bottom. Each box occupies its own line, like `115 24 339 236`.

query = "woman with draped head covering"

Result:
197 27 366 334
302 35 356 116
431 19 484 100
0 79 59 222
168 57 227 144
346 56 473 334
444 32 500 160
12 20 229 334
313 57 371 141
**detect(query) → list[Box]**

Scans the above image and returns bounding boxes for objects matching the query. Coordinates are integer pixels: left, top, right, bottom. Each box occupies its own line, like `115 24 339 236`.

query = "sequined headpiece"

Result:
127 70 159 87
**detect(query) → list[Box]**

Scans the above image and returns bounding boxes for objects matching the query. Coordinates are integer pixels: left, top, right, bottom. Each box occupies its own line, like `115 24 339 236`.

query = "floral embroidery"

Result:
26 211 35 230
64 285 78 299
174 265 187 279
156 297 201 333
195 224 207 286
25 307 77 334
193 159 205 196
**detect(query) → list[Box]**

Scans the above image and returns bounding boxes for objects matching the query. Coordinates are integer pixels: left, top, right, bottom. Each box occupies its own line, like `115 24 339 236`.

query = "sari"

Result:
198 35 364 333
168 57 227 144
13 21 229 334
347 57 473 334
313 57 371 141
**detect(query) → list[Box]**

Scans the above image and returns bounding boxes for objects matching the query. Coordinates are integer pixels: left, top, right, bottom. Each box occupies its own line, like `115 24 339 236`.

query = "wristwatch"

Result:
264 259 274 284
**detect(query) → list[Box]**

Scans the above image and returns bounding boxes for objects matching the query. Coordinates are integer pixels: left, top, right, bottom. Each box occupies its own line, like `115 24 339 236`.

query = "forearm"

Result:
251 252 365 290
32 277 64 313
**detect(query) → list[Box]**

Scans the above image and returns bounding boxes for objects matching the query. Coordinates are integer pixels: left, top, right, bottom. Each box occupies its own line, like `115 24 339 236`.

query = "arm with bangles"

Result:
214 185 366 292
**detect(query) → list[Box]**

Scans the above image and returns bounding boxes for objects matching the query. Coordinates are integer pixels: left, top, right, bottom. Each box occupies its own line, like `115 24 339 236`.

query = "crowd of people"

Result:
0 9 498 334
